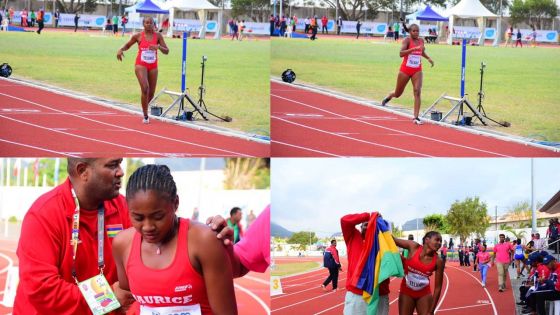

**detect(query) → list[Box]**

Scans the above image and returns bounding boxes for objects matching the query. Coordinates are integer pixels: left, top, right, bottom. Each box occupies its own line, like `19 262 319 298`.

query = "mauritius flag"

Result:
351 212 404 315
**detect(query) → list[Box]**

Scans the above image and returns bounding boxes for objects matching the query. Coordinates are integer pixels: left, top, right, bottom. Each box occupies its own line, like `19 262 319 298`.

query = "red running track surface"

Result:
271 81 560 157
0 80 269 157
0 239 269 314
272 257 515 315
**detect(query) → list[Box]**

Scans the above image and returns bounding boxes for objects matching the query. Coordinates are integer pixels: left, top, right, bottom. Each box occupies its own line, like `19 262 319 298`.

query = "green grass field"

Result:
271 37 560 142
271 261 321 277
0 31 270 135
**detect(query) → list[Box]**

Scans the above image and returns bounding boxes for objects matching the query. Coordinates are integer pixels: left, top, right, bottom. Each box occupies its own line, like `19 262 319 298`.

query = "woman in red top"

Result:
381 23 434 125
394 231 444 315
112 164 237 315
117 17 169 124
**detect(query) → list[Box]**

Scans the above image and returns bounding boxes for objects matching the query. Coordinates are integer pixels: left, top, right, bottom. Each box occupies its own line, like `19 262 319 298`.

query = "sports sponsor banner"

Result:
451 26 497 40
59 13 107 28
514 29 558 43
294 19 386 34
12 11 53 25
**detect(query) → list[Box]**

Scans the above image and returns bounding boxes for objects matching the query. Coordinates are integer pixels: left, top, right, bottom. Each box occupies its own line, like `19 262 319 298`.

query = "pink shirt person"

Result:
476 251 491 264
234 205 270 272
494 242 514 264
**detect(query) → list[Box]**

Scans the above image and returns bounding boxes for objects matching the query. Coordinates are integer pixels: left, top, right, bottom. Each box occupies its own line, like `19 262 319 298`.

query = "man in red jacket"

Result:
14 158 135 314
341 212 390 315
322 239 342 291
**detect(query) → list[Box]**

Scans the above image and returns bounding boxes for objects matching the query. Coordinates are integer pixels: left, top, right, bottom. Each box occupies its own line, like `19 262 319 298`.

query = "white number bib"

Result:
405 272 430 291
139 304 202 315
141 50 157 64
406 55 421 68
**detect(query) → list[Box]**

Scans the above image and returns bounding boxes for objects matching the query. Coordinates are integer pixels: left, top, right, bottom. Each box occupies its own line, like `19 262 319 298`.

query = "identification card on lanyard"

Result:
140 304 202 315
71 188 121 314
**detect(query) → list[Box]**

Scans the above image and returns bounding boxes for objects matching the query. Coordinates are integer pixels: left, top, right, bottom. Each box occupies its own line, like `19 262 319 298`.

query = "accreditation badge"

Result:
140 304 202 315
78 274 121 315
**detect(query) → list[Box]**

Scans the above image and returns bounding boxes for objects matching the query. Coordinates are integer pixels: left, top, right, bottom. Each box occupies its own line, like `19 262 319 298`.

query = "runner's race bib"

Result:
78 274 121 315
141 50 156 64
140 304 202 315
405 272 430 291
406 55 421 68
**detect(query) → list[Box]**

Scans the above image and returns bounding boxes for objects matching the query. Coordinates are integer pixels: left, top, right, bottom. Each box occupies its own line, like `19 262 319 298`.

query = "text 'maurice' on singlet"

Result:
127 218 212 315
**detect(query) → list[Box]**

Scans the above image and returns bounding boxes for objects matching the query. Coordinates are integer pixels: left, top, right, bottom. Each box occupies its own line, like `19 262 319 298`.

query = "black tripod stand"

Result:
474 62 510 127
193 56 232 122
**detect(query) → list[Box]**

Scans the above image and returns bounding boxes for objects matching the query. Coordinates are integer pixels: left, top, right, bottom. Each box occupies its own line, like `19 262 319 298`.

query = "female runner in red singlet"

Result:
112 165 237 315
117 17 169 124
381 24 434 125
393 231 444 315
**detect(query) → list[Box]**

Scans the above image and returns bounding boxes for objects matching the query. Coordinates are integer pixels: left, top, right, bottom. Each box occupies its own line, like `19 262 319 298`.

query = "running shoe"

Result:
321 284 328 292
481 284 485 288
413 117 423 125
143 117 150 124
381 97 390 106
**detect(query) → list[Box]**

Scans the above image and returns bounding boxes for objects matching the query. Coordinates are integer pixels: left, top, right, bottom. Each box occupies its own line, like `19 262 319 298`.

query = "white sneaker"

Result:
482 284 485 288
413 118 423 125
142 117 150 124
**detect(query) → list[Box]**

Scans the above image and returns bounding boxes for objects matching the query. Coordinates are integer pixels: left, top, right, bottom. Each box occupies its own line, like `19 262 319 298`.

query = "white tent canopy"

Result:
445 0 497 45
162 0 221 39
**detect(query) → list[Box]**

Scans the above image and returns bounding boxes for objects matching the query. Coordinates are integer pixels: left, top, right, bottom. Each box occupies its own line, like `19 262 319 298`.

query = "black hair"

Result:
230 207 242 216
499 233 505 237
516 239 521 245
331 239 336 245
407 234 414 240
422 231 441 244
126 164 177 201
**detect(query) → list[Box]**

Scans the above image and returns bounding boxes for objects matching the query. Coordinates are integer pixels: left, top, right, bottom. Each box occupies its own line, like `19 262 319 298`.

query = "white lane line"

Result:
243 275 269 286
447 265 498 315
435 270 450 312
271 288 347 312
273 277 348 300
234 283 270 314
0 252 14 274
272 94 512 157
271 140 342 157
0 114 167 157
273 116 433 157
436 303 492 312
0 138 80 157
0 92 257 156
314 302 344 315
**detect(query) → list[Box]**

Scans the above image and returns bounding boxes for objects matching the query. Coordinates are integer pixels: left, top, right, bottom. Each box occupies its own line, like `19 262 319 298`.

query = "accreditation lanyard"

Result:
70 187 105 283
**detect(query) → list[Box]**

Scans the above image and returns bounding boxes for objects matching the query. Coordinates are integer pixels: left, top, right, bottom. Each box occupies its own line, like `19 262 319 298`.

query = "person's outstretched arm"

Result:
117 33 139 61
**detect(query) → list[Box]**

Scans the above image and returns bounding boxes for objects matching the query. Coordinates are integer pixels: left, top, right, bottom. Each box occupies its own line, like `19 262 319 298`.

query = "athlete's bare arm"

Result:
111 227 136 311
393 235 420 253
190 222 238 315
117 33 140 61
429 256 445 314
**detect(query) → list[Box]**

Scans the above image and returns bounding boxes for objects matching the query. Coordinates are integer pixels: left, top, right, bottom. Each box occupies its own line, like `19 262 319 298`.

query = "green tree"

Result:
392 224 404 237
446 197 490 243
287 231 318 245
223 158 269 189
423 214 448 233
510 0 557 28
231 0 270 22
124 158 145 188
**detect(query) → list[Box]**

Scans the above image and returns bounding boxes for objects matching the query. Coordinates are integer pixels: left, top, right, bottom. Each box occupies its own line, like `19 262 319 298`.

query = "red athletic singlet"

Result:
127 218 212 315
135 31 158 70
399 246 437 299
399 38 423 77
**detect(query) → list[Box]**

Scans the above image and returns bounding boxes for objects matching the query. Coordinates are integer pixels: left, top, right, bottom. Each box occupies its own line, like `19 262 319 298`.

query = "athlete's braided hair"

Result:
422 231 441 244
126 164 177 201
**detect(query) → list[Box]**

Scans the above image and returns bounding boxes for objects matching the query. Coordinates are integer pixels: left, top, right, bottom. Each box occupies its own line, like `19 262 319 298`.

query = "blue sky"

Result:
271 158 560 237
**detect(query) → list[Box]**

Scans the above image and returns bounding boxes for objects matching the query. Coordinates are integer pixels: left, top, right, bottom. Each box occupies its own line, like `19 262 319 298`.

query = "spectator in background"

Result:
269 14 274 36
227 207 244 244
231 20 238 40
547 218 560 252
291 15 297 32
74 12 80 32
310 16 318 40
246 210 256 229
160 17 169 34
112 15 119 36
356 19 362 39
322 239 341 292
505 26 513 47
493 233 514 292
8 7 14 25
534 233 546 251
393 20 400 41
238 19 246 40
21 8 28 27
36 8 44 34
54 10 59 28
304 16 310 34
121 14 128 36
321 15 328 34
336 16 342 35
30 10 35 27
515 28 523 48
191 207 200 222
530 24 537 47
